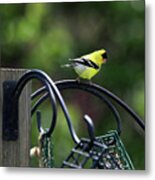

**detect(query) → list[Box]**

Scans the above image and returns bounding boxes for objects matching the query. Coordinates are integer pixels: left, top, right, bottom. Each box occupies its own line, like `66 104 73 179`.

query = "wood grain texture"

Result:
0 68 31 167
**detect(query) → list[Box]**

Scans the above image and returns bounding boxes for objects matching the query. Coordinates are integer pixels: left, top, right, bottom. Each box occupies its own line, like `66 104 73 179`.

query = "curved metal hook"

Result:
84 115 95 141
36 111 44 134
12 69 57 137
21 70 80 143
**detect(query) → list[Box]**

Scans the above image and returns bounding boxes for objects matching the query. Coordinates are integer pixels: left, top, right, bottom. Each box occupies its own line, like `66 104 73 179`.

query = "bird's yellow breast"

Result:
77 67 100 80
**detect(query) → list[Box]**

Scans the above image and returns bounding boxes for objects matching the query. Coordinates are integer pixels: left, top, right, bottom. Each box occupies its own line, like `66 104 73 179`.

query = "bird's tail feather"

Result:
61 64 72 68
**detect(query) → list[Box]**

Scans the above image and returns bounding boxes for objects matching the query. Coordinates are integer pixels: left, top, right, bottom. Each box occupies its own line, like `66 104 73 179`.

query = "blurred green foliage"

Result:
0 1 145 169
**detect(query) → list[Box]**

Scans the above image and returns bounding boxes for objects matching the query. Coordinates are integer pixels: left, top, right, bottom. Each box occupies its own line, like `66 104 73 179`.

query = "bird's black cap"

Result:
102 52 108 59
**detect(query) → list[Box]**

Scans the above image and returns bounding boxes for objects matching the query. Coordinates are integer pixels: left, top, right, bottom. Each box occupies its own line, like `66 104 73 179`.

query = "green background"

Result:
0 1 145 169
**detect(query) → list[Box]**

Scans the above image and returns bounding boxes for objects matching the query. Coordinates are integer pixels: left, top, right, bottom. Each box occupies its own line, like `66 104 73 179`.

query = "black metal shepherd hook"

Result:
2 69 144 169
3 69 145 144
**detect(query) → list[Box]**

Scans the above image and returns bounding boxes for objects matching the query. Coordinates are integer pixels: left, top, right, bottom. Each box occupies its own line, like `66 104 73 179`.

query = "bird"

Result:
62 49 108 81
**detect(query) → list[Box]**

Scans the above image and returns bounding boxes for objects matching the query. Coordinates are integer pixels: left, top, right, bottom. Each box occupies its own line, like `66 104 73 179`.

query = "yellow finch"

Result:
63 49 108 80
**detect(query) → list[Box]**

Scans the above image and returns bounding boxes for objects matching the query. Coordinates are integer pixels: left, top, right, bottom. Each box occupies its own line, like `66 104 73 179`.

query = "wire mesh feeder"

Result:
96 130 134 169
39 133 54 168
62 130 134 169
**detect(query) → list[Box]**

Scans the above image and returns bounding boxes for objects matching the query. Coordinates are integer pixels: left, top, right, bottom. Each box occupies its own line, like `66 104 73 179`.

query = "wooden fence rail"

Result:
0 68 31 167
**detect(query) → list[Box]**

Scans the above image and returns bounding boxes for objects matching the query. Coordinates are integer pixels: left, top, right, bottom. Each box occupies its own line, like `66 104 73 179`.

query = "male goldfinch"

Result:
63 49 108 80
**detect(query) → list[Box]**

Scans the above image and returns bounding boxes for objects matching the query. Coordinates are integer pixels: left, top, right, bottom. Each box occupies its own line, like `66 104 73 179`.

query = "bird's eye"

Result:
102 52 108 59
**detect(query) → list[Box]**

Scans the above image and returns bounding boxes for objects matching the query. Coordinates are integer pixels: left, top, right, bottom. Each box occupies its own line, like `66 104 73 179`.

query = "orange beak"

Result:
103 58 107 63
101 52 108 63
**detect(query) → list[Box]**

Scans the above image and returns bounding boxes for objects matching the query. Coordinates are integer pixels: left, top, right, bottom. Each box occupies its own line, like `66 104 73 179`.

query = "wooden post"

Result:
0 68 31 167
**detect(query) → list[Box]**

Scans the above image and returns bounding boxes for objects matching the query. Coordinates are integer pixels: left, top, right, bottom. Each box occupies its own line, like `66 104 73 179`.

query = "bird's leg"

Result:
76 76 80 83
88 80 93 86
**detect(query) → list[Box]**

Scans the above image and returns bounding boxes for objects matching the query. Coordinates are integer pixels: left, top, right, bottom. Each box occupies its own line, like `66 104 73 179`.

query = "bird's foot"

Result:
76 77 80 83
88 80 93 86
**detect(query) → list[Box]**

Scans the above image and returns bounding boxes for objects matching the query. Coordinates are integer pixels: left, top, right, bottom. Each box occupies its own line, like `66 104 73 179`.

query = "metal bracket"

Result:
3 80 18 141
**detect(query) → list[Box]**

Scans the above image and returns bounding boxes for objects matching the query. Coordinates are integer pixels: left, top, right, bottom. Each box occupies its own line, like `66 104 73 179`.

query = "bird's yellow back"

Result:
82 49 106 67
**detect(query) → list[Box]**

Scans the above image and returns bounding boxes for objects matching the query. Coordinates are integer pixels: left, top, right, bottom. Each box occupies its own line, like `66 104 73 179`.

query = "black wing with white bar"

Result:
69 58 99 69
